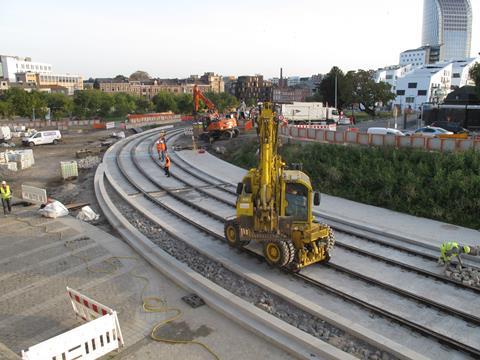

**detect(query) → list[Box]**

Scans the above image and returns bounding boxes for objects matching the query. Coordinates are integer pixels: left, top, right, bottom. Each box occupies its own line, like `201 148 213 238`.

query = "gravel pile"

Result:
78 156 101 169
445 265 480 287
106 181 396 360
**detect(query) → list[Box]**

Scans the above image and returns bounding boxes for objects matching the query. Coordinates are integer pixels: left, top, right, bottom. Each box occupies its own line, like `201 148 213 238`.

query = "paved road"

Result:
0 207 293 360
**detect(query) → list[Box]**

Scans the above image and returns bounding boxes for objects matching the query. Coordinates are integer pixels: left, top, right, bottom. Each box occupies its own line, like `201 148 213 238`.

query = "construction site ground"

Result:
1 128 130 234
0 206 293 360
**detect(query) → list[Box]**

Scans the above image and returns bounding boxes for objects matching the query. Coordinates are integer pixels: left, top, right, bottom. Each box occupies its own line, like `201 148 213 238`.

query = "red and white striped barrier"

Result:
287 124 336 130
67 287 113 320
22 313 122 360
67 286 124 346
280 125 480 153
21 288 124 360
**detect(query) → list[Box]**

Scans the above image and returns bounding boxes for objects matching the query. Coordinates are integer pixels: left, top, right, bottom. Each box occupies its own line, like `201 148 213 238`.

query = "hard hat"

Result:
1 181 6 185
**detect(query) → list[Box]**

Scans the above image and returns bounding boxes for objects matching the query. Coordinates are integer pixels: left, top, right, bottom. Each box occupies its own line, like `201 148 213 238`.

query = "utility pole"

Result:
334 74 338 109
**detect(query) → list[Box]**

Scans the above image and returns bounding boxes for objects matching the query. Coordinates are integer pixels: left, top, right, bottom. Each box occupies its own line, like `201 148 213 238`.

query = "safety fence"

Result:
125 114 182 129
280 125 480 153
2 114 186 131
3 119 102 131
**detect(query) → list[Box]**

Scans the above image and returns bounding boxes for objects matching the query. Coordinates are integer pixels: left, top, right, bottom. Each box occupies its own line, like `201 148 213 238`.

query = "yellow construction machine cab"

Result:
225 103 335 270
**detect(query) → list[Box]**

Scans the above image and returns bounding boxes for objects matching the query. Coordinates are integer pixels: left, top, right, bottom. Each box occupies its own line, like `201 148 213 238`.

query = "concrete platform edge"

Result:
94 163 355 360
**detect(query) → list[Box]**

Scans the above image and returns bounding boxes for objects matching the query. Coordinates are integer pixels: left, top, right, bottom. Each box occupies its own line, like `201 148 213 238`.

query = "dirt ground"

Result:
1 128 134 233
1 126 253 234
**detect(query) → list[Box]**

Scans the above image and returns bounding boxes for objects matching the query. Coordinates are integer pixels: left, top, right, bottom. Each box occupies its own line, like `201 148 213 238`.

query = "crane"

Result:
224 103 335 270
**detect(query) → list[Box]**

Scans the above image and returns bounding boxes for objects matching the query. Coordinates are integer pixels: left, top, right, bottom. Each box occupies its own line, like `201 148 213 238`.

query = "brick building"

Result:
234 75 272 103
98 72 223 99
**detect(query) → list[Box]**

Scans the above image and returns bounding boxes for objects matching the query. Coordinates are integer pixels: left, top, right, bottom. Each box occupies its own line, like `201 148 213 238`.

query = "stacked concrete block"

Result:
61 160 78 179
2 149 35 171
77 156 101 169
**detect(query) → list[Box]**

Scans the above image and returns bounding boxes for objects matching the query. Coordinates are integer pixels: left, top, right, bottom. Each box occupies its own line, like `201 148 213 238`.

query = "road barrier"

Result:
280 125 480 153
21 287 124 360
21 185 47 204
21 313 122 360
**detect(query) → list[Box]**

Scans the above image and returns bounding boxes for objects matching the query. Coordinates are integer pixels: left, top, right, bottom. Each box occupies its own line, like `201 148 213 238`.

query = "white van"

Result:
22 130 62 146
367 127 405 136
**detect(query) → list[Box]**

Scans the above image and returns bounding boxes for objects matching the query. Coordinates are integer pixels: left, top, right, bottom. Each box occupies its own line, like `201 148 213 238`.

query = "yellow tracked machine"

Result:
224 103 335 270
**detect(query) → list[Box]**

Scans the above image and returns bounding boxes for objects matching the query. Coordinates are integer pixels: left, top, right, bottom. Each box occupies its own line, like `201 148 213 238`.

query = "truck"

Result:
224 103 335 270
280 102 340 125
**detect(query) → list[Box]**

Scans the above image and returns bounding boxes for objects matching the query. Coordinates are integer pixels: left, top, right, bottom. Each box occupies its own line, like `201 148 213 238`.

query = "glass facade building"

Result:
422 0 472 60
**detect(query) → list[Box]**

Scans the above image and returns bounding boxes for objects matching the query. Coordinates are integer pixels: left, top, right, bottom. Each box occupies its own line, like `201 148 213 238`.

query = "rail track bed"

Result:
96 127 480 359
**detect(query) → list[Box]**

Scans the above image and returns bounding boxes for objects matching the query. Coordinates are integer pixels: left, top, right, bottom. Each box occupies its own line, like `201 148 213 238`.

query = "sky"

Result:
1 0 479 79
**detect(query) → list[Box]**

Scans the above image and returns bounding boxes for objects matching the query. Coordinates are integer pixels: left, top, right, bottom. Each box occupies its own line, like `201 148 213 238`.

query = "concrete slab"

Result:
0 207 293 360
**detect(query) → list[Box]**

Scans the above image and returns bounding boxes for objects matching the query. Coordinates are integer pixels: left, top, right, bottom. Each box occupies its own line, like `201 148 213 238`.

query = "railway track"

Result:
97 127 480 359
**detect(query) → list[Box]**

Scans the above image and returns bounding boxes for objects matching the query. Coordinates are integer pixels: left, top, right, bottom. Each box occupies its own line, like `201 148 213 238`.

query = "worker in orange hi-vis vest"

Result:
156 140 166 161
156 141 162 160
164 153 171 177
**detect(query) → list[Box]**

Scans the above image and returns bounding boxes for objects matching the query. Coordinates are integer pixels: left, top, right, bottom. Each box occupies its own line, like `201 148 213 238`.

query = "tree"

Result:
46 93 73 119
318 67 351 109
113 92 136 116
470 62 480 97
129 71 150 82
350 70 395 116
73 89 105 118
305 91 323 102
0 100 14 119
203 91 238 112
4 88 31 117
175 93 193 114
152 92 178 113
135 96 153 114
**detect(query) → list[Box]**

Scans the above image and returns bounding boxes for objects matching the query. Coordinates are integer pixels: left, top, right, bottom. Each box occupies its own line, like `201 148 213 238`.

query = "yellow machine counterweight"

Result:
224 103 335 270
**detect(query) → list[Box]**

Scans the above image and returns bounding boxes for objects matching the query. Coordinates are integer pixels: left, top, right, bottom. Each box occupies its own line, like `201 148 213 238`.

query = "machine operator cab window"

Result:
285 183 308 222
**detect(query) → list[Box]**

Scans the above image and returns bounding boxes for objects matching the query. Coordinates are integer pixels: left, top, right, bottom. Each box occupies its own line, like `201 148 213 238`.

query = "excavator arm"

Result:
193 84 218 116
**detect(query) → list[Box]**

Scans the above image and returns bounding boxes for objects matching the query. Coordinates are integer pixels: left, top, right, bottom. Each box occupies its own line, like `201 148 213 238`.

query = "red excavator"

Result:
193 84 239 141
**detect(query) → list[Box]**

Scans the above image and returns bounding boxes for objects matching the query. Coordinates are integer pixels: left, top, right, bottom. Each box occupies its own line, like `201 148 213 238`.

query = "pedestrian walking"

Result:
164 153 171 177
1 180 12 215
438 241 480 268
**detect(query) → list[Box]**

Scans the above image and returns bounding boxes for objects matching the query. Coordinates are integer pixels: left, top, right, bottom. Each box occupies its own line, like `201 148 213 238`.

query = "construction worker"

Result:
1 180 12 215
164 153 171 177
438 241 480 268
161 140 167 162
155 140 166 161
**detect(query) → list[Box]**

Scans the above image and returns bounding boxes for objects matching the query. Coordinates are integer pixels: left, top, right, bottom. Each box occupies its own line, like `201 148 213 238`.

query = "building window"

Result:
396 90 405 95
386 75 393 80
408 82 417 88
452 73 460 78
418 90 427 96
406 97 415 103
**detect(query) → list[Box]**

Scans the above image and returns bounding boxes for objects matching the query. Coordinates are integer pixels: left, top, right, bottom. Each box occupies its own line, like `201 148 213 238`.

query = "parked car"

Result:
409 126 453 137
22 130 62 147
367 127 405 136
431 121 469 134
338 117 351 125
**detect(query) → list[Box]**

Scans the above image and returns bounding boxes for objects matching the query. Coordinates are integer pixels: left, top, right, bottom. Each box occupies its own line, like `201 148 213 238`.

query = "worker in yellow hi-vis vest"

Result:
1 180 12 215
439 241 480 268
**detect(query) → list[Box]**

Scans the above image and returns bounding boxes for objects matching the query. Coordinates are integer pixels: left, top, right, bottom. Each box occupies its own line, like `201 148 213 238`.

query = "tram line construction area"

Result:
93 125 480 360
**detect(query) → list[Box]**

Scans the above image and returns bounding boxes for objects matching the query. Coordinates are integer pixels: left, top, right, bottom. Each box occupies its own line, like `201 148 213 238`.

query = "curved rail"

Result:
99 128 480 358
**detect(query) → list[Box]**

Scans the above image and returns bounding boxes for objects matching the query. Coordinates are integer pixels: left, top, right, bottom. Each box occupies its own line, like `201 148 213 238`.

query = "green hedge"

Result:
223 140 480 229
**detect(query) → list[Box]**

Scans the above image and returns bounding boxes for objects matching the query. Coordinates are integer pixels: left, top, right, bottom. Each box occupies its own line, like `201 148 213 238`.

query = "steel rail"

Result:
109 129 480 358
